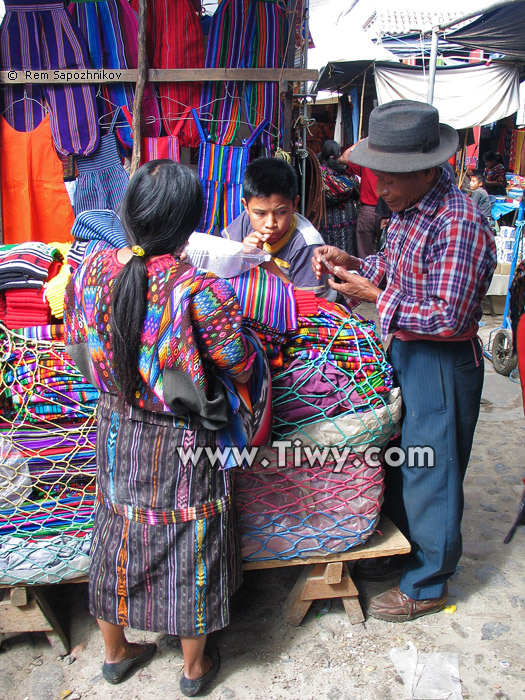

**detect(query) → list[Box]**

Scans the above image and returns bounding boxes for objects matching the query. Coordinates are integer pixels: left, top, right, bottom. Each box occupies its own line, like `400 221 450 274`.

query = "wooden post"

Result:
281 0 298 154
358 68 366 140
131 0 147 175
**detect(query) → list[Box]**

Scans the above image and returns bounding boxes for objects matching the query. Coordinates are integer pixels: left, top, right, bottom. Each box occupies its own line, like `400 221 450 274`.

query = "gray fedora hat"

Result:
349 100 459 173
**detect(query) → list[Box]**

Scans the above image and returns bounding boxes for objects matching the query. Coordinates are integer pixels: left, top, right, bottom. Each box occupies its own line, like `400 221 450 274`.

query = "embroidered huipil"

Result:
359 169 497 341
65 250 255 429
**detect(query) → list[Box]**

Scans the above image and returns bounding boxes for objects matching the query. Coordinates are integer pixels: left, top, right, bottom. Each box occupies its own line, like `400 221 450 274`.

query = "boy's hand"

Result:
312 245 359 280
243 232 266 249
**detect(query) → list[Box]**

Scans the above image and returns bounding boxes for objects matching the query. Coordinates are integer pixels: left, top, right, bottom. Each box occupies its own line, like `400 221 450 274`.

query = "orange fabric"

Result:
0 115 74 244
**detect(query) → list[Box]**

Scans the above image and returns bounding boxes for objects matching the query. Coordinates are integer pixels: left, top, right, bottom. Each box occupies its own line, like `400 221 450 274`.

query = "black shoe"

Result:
353 555 409 582
102 642 157 684
180 646 220 697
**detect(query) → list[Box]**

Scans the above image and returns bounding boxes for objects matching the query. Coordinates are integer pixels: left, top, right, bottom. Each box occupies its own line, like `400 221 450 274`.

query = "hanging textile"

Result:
131 0 203 147
122 105 190 166
70 0 161 148
74 109 129 216
200 0 248 146
241 0 285 152
193 110 268 234
0 0 99 156
0 115 74 244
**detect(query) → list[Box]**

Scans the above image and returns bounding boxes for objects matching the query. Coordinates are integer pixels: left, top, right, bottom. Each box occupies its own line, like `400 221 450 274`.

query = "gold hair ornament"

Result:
131 245 145 257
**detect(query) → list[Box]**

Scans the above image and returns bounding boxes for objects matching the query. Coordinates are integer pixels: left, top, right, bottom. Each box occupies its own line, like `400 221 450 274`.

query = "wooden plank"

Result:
242 515 411 571
33 590 69 655
0 575 88 590
10 587 27 607
301 564 359 601
0 68 319 85
0 594 53 634
324 562 343 585
131 0 147 175
283 565 314 626
342 596 365 625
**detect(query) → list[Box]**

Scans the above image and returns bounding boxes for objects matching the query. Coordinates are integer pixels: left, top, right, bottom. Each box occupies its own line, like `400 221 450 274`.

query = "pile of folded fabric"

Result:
272 290 394 436
0 242 64 329
228 266 297 371
0 323 98 585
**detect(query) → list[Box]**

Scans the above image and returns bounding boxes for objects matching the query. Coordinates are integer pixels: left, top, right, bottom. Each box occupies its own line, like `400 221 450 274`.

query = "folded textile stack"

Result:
0 343 98 424
228 266 297 370
0 242 66 329
272 290 394 436
1 289 50 330
0 325 98 585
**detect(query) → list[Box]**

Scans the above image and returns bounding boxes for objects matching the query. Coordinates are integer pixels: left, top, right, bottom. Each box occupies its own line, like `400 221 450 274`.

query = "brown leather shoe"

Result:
367 585 448 622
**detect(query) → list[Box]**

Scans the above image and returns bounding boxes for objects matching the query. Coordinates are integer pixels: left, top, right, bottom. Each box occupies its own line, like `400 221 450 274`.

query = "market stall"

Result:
0 0 407 648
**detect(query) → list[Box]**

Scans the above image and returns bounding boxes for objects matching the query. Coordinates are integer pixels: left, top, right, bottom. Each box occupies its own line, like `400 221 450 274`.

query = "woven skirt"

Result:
89 393 242 636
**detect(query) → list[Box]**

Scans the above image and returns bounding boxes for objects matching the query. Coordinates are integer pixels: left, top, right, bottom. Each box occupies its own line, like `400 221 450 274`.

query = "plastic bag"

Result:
184 232 270 278
0 436 31 509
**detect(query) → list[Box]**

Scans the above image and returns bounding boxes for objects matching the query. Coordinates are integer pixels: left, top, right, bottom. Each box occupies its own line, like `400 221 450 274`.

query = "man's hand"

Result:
328 265 381 304
312 245 360 280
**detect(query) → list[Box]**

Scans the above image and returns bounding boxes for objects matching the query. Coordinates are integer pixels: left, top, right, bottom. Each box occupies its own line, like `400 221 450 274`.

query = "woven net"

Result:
0 324 98 585
235 313 401 561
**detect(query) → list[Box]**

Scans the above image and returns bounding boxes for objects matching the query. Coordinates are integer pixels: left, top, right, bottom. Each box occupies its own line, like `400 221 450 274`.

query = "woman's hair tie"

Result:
131 245 146 257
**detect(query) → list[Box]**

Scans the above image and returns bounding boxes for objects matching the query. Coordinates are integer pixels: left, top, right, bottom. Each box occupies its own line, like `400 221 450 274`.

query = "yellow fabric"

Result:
263 215 297 256
44 264 71 319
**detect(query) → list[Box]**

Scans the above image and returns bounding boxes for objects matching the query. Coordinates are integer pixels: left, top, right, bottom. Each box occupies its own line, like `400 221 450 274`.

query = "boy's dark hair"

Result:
243 157 298 203
470 170 486 187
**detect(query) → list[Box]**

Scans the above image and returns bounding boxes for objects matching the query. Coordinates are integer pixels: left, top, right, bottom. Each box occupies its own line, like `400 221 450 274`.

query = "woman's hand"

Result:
312 245 360 280
328 265 381 304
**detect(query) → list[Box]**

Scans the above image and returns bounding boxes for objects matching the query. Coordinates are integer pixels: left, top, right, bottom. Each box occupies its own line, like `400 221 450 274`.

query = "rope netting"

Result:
235 452 384 561
0 324 98 585
235 310 401 561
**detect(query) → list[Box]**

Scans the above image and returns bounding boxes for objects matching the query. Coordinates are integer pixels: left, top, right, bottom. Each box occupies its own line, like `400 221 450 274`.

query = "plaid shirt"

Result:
360 169 497 341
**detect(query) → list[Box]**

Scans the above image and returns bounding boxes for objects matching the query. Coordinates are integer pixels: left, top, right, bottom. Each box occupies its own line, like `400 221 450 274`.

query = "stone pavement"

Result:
1 308 524 700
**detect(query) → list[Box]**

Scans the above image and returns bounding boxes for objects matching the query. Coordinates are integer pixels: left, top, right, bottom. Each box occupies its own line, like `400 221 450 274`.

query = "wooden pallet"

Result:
0 577 87 654
242 515 411 626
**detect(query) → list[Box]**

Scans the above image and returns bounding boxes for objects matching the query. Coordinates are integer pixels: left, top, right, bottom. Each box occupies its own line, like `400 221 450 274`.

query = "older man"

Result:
313 100 496 622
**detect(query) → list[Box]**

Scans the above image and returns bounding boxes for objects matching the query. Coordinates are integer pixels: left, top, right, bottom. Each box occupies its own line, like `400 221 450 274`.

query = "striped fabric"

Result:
195 111 268 233
0 0 99 156
200 0 248 146
70 0 161 148
228 266 298 335
131 0 203 148
121 105 189 166
241 0 286 152
71 209 128 250
89 393 242 636
74 115 129 215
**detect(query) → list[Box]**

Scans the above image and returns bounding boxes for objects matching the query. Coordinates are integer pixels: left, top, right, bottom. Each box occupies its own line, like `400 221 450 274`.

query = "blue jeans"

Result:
384 337 484 599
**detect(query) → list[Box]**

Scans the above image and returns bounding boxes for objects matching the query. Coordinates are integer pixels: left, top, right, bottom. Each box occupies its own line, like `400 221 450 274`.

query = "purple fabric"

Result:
0 0 99 156
272 360 366 423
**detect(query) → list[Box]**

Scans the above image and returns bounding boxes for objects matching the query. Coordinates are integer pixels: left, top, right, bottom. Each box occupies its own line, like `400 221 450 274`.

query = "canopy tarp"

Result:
374 61 520 129
315 59 377 93
447 1 525 62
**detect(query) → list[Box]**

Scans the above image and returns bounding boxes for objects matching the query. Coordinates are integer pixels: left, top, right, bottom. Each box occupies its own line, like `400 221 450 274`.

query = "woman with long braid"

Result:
65 160 268 696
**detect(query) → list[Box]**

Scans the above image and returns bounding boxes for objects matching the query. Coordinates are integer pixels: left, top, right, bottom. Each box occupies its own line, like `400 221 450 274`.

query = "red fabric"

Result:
517 314 525 413
131 0 203 147
345 163 378 207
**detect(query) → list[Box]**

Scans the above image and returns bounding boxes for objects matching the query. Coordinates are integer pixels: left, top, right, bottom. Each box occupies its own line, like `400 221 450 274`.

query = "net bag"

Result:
0 324 97 585
235 313 401 561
